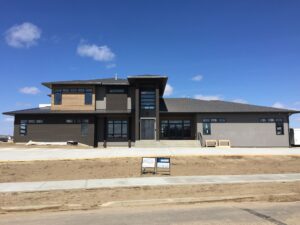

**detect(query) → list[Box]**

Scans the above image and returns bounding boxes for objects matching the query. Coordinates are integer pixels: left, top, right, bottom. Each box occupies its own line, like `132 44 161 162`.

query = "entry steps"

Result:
135 140 201 148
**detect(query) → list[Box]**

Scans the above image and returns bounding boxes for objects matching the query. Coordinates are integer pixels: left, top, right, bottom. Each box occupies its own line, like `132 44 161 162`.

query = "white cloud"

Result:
232 99 248 104
19 86 40 95
194 94 221 101
77 43 115 62
5 22 41 48
164 84 173 97
192 75 203 81
272 102 285 109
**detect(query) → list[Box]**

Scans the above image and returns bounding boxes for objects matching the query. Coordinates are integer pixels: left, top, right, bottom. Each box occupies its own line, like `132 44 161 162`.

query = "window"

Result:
66 119 74 124
259 118 283 123
203 122 211 135
54 89 62 105
203 118 226 123
26 120 44 124
20 120 27 136
85 88 93 105
81 120 89 136
107 120 128 139
108 88 125 93
259 118 267 123
140 89 156 110
276 121 284 135
160 120 191 139
183 120 191 137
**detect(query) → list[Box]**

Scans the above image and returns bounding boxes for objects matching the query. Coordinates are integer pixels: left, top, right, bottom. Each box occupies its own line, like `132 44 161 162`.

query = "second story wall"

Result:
51 85 95 111
96 86 132 111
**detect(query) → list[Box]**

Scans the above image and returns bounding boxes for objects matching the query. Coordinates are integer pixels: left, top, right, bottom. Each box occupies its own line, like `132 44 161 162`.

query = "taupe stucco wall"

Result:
196 113 290 147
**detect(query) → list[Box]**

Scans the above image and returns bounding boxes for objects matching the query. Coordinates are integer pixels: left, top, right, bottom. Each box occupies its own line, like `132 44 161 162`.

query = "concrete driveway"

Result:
0 147 300 161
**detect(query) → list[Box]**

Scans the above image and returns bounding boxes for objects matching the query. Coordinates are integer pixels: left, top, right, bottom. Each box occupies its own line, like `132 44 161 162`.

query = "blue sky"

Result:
0 0 300 135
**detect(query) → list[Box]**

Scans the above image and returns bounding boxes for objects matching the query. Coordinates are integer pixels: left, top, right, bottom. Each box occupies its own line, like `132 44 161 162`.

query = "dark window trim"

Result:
54 89 62 105
276 121 284 135
65 119 89 124
19 120 28 136
203 122 211 135
140 88 156 110
202 118 226 123
160 119 192 140
107 119 128 141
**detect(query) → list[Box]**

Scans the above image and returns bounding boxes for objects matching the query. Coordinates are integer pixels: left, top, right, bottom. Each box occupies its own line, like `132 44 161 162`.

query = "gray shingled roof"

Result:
3 98 298 116
3 107 132 115
160 98 298 113
42 78 129 88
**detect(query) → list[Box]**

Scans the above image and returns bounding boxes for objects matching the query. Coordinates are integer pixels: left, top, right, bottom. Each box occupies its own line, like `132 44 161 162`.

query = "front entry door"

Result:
140 119 155 140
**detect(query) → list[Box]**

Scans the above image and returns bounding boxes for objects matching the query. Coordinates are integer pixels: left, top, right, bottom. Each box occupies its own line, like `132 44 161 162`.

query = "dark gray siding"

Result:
106 93 127 110
196 113 290 147
14 115 95 146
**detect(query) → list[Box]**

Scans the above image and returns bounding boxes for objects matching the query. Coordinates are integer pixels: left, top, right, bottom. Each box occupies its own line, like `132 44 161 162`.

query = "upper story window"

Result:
140 89 156 110
84 88 93 105
54 89 62 105
108 88 126 94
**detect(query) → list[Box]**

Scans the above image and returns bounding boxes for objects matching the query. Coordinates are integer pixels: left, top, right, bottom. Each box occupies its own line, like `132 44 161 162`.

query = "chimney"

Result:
115 73 118 80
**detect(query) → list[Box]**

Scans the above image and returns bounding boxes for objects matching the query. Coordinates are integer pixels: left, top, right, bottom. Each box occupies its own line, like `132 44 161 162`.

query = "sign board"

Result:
141 157 171 175
142 157 156 168
141 157 156 174
156 157 170 169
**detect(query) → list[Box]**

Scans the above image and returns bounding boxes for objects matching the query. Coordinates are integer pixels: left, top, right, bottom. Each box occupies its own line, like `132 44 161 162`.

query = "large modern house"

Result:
3 75 299 147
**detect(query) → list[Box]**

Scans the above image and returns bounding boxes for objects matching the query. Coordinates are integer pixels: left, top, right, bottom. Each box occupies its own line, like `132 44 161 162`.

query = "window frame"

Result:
160 120 192 139
85 88 93 105
275 121 284 135
203 122 211 135
19 120 28 136
54 89 62 105
140 89 156 110
107 120 128 140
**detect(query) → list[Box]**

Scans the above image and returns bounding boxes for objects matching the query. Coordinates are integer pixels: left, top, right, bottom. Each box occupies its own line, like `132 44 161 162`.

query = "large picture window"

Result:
107 120 128 139
140 89 156 110
160 120 191 139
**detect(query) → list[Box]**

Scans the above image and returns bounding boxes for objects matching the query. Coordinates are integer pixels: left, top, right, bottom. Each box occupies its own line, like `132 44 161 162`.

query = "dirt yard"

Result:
1 182 300 210
1 156 300 182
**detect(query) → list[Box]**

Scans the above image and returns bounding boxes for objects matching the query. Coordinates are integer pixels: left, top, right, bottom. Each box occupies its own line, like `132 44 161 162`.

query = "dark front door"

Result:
141 119 155 140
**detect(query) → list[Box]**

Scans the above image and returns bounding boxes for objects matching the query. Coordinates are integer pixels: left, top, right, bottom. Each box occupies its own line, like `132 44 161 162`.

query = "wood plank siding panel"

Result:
51 85 96 111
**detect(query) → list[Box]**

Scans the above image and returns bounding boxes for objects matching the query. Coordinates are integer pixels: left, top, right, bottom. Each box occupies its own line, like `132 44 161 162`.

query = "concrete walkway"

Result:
0 147 300 161
1 173 300 193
